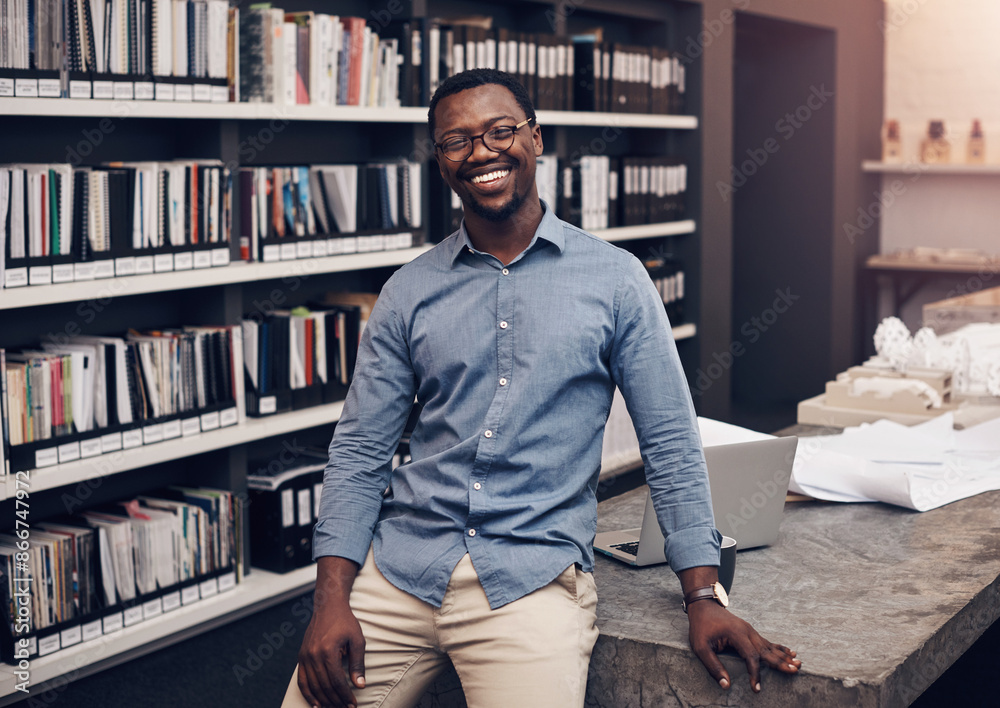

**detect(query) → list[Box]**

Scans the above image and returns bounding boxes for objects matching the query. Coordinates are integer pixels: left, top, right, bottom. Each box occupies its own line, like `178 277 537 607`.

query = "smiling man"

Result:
284 69 800 708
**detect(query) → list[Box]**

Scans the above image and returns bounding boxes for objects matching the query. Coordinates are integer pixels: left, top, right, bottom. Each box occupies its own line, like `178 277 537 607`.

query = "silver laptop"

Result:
594 436 799 566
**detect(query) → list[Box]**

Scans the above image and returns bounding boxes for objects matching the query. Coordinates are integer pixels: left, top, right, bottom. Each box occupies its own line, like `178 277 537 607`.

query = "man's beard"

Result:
465 186 524 222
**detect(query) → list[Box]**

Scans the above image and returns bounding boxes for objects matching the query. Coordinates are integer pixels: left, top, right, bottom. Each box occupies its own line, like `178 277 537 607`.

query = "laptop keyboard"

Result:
610 541 639 555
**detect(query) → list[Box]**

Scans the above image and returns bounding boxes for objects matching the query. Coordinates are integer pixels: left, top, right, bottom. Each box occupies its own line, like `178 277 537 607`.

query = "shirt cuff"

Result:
312 518 374 566
664 525 722 572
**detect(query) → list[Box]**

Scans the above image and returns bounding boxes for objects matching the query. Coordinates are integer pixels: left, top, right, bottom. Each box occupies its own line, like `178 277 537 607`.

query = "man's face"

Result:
433 84 543 223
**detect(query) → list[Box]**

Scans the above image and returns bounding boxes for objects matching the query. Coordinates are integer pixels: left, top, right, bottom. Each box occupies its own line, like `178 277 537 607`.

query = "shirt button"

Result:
499 321 508 329
499 377 507 386
473 482 482 490
502 268 509 275
468 529 477 537
468 247 474 253
484 430 493 438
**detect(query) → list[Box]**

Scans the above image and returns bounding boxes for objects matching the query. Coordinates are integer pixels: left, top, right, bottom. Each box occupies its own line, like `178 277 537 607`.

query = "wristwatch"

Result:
682 582 729 613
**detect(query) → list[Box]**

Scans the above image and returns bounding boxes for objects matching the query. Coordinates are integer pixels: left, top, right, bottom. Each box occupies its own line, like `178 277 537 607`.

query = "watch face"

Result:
714 582 730 608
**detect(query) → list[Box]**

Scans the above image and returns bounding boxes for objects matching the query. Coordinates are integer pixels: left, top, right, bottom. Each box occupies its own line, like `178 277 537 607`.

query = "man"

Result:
286 69 800 708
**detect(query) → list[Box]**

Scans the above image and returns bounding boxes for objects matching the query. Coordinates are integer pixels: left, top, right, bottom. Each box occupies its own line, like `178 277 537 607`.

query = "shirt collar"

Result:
448 199 565 266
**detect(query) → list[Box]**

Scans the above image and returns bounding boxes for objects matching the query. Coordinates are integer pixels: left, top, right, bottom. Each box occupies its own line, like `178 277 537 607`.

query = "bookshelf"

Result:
862 160 1000 175
0 0 705 699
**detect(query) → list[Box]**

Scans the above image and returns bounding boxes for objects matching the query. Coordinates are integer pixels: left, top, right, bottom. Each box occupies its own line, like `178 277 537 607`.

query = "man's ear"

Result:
533 125 544 156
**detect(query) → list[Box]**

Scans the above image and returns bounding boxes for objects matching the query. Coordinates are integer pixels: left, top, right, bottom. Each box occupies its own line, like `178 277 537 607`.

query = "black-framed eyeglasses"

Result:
434 117 535 162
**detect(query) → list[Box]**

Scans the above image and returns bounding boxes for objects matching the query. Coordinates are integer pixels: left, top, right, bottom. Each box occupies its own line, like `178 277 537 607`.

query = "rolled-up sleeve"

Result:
313 277 418 565
608 256 721 572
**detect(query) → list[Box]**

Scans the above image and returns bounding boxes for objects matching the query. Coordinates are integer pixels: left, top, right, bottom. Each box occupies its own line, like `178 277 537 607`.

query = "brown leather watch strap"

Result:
682 585 719 613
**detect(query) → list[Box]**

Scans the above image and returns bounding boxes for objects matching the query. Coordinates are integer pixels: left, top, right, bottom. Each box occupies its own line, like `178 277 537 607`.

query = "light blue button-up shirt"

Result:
313 202 719 609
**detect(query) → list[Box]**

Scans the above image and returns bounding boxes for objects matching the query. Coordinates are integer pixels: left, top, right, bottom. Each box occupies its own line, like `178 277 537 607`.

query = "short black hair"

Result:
428 69 536 141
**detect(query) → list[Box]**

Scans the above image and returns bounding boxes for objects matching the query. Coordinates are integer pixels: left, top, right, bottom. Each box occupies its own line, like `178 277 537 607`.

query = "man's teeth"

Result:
471 170 510 184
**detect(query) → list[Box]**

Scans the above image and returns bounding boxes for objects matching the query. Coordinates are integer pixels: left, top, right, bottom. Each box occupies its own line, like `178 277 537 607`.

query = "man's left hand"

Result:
686 600 801 692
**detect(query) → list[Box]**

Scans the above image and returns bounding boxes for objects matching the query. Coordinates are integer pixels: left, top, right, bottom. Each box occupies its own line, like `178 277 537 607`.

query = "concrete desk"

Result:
421 486 1000 707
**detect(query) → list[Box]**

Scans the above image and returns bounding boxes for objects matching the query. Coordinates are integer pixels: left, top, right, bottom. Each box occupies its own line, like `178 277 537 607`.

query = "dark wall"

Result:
730 14 835 406
694 0 884 421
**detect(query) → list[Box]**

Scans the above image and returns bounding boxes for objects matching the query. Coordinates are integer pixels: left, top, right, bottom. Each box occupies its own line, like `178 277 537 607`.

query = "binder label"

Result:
38 78 61 97
162 591 182 612
282 489 295 528
262 245 281 262
74 261 97 281
101 432 123 453
314 482 323 518
52 263 75 283
312 240 329 258
38 634 60 656
82 620 103 642
122 429 144 449
60 625 82 648
92 81 114 99
135 256 155 274
115 257 137 276
80 438 103 458
134 81 155 100
57 442 82 464
35 447 59 469
14 78 39 98
175 84 194 102
327 238 343 256
341 236 358 254
93 260 115 279
123 605 144 626
0 78 13 96
200 578 219 598
182 417 201 437
28 265 53 286
218 572 237 592
356 235 375 252
370 234 386 251
181 585 201 605
258 396 278 415
296 242 312 259
69 80 92 99
143 423 164 444
102 612 124 633
220 407 238 428
298 488 312 526
25 636 37 656
280 243 298 261
174 252 194 270
142 598 163 619
193 84 212 102
211 85 229 103
194 251 213 269
113 82 134 101
163 419 182 440
211 248 230 266
3 267 27 287
200 411 221 431
154 253 175 272
155 83 175 101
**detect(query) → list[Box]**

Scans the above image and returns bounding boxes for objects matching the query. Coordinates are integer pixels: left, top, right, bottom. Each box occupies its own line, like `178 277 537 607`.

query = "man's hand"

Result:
297 557 367 708
686 600 801 692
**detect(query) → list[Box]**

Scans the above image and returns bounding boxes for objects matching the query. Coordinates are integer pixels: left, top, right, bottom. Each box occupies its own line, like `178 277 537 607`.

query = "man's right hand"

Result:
297 556 367 708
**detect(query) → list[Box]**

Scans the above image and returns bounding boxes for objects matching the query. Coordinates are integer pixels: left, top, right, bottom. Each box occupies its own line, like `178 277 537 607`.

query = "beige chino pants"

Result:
283 547 599 708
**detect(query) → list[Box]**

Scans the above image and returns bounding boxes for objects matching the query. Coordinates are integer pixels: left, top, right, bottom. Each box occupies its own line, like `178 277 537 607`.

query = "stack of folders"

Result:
1 0 237 101
0 162 232 289
571 38 686 114
0 325 244 476
247 448 328 574
643 257 686 325
0 487 242 664
239 9 401 108
237 162 421 264
241 294 374 417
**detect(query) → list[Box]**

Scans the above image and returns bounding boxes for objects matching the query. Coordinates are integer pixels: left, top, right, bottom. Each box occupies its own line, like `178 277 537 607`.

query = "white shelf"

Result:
862 160 1000 175
0 99 697 129
595 220 696 242
672 323 697 341
0 246 431 310
0 564 317 704
4 402 344 499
